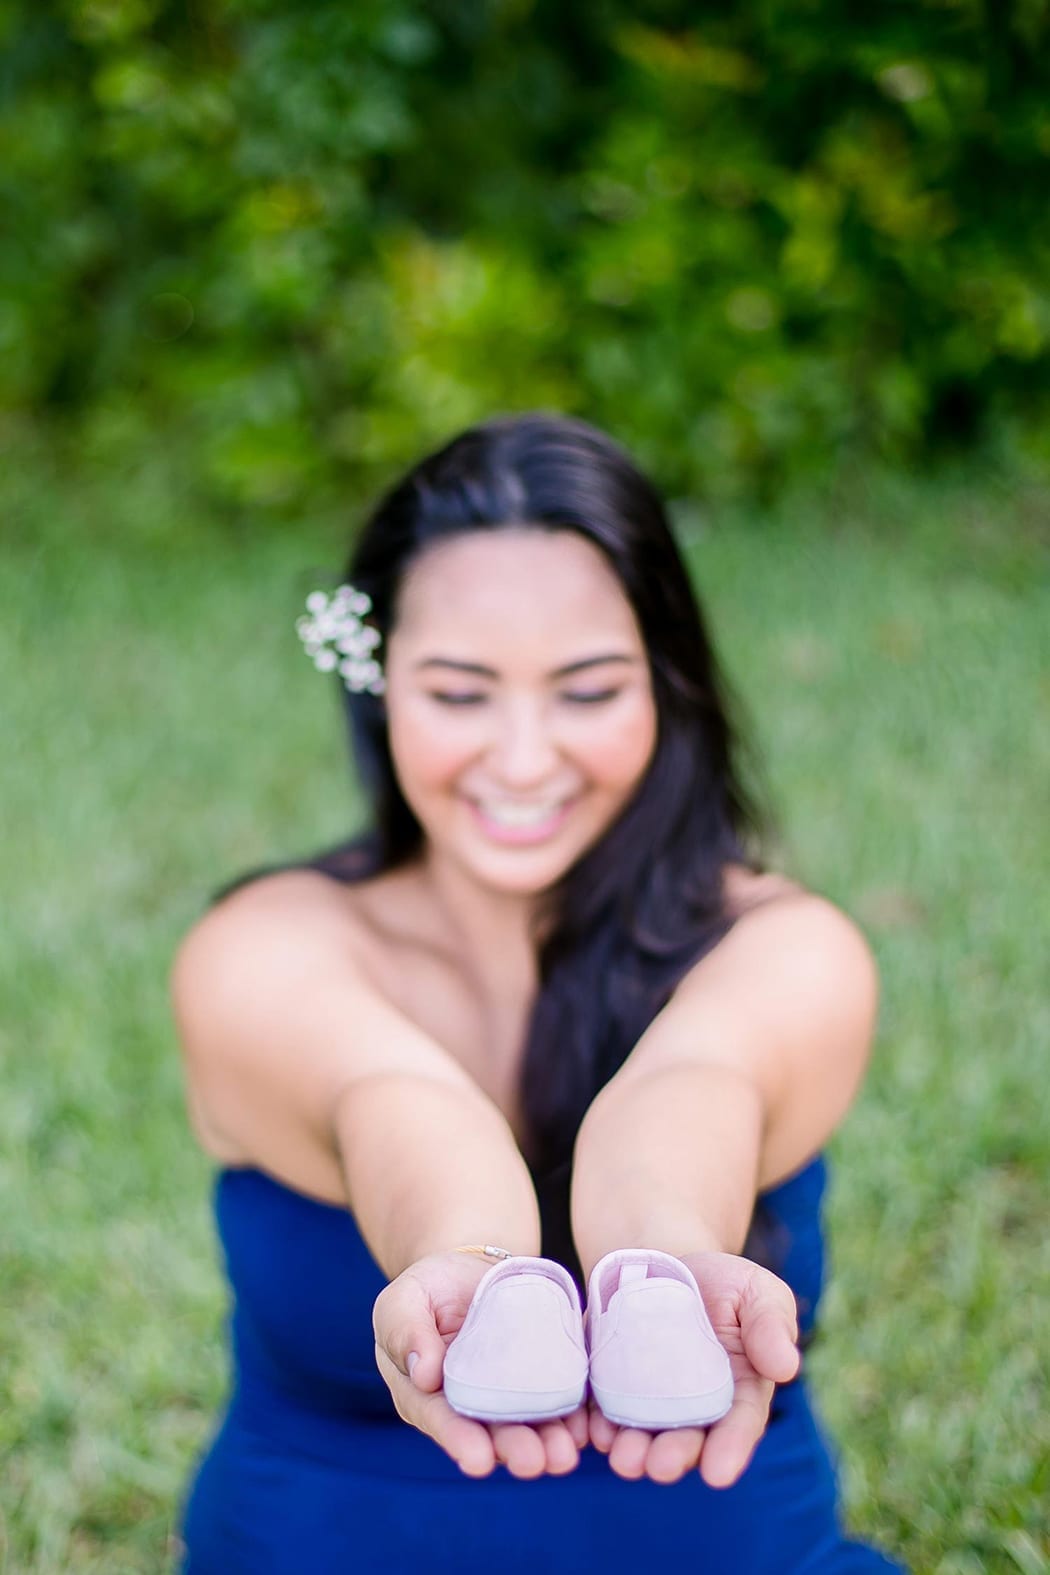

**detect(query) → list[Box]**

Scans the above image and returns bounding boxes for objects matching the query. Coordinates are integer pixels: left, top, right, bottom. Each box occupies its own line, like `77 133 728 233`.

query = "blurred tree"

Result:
1 0 1049 510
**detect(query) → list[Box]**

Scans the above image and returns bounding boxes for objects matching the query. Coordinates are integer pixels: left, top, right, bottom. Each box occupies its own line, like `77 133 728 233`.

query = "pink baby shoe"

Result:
585 1248 734 1429
442 1256 588 1423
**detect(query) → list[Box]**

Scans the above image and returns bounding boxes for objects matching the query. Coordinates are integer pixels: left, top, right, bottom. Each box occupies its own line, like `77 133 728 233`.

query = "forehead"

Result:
392 529 643 654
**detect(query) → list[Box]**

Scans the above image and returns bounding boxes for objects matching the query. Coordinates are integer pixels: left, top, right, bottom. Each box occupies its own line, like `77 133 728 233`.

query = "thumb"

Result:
740 1272 801 1384
373 1277 447 1393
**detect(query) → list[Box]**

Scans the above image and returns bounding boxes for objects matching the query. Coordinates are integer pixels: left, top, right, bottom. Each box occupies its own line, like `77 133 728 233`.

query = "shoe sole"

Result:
590 1372 735 1430
443 1375 587 1423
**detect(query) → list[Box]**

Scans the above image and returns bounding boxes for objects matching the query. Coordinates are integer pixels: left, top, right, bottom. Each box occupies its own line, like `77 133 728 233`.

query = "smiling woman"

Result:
385 530 657 886
171 413 904 1573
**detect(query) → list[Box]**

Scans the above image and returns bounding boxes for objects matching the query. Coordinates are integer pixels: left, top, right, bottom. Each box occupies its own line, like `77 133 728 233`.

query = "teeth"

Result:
476 799 564 827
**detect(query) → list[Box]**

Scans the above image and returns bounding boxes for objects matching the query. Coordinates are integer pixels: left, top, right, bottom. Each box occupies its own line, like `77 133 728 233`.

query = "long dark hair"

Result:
306 413 767 1191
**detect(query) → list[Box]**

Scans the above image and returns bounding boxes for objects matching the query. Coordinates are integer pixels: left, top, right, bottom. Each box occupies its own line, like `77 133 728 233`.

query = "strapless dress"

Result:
178 1155 904 1573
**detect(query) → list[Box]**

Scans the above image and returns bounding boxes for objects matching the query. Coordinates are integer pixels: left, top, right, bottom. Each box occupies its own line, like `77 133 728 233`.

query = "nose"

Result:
487 698 560 789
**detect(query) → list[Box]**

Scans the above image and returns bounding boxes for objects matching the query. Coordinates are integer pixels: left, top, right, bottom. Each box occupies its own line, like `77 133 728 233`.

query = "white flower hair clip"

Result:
296 584 385 695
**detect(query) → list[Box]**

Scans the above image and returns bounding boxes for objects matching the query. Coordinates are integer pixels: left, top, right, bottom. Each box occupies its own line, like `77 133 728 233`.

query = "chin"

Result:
456 826 612 896
461 852 575 897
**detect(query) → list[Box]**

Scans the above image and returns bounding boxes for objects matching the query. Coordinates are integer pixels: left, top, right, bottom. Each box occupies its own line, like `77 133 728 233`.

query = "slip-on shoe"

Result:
443 1255 588 1423
585 1248 734 1429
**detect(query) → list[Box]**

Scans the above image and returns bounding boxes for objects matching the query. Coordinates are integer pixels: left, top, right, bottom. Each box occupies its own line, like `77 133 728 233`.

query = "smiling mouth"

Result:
473 797 570 827
463 794 579 840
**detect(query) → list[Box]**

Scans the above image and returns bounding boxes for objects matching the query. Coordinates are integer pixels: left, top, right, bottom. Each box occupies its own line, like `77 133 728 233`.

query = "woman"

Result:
173 413 903 1572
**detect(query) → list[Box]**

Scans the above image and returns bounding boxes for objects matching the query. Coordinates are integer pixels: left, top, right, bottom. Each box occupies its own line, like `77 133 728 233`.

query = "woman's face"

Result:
383 529 658 896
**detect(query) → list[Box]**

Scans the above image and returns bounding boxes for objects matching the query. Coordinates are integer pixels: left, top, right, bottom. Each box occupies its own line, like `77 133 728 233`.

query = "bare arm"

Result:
172 871 587 1480
569 891 878 1487
171 871 540 1277
570 892 879 1274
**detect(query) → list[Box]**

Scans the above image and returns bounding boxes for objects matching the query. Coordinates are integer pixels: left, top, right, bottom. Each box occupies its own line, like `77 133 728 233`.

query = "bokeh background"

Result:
2 4 1048 1572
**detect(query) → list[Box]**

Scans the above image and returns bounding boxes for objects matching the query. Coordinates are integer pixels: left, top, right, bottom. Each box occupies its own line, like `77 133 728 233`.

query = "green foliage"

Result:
3 1 1050 507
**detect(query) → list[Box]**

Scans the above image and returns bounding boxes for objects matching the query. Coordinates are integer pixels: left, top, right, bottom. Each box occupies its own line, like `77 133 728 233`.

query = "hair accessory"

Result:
296 584 385 695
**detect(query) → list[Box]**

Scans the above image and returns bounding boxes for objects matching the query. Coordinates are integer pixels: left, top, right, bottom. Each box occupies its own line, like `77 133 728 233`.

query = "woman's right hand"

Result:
373 1250 589 1479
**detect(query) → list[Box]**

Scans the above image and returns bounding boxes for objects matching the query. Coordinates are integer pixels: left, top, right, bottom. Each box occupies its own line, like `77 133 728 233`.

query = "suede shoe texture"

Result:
585 1248 734 1429
442 1256 588 1423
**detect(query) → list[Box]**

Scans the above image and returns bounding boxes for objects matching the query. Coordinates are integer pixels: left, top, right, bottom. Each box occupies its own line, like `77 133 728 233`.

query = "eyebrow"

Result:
413 653 639 680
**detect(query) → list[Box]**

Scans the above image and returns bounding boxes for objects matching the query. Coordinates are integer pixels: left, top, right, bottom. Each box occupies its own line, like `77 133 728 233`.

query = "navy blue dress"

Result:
178 1155 903 1573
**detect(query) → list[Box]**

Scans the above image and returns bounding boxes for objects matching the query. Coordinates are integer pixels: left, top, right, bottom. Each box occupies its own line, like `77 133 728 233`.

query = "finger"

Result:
537 1419 580 1475
373 1329 445 1397
491 1422 547 1479
645 1426 706 1485
608 1427 652 1480
565 1404 590 1451
588 1403 617 1454
374 1344 496 1477
698 1373 774 1489
740 1277 801 1385
373 1286 447 1393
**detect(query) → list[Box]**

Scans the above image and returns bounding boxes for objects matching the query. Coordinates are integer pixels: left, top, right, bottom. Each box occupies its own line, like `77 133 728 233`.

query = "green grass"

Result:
2 446 1047 1573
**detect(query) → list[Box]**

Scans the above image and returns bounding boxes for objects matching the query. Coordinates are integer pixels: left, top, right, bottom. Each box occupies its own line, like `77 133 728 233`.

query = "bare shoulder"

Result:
184 865 367 938
641 873 878 1116
174 869 349 1014
171 869 370 1019
711 864 877 1001
648 874 880 1183
170 866 477 1186
727 863 875 957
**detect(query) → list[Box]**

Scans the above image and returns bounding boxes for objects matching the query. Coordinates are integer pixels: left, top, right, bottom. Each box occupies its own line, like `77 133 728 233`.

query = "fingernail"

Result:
407 1350 419 1379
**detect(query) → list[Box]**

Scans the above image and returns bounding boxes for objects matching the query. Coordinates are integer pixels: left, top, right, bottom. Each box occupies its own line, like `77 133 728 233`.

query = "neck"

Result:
419 845 544 1008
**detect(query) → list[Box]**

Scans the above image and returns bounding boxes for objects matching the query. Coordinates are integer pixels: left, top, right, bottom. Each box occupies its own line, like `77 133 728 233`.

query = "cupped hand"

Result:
588 1252 800 1489
373 1250 589 1480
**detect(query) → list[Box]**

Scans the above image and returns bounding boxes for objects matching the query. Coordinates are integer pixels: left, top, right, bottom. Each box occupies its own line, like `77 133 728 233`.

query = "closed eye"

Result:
426 688 622 706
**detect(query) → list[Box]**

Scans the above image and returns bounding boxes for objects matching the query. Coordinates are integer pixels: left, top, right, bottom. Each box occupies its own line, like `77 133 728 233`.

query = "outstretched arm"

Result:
172 871 583 1480
570 891 878 1487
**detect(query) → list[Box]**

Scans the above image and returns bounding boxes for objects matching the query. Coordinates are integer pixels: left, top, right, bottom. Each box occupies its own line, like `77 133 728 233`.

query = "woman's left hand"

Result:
588 1252 801 1488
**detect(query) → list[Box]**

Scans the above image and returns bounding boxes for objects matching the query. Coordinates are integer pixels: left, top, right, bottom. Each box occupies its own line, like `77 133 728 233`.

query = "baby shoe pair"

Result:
442 1249 733 1430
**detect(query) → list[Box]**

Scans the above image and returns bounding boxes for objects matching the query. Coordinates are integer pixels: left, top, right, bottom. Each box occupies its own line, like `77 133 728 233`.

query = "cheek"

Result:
580 700 657 787
387 700 478 791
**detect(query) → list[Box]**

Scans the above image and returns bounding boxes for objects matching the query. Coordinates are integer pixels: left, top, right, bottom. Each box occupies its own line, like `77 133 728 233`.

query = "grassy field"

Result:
2 444 1047 1574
